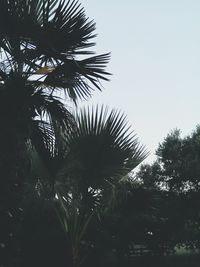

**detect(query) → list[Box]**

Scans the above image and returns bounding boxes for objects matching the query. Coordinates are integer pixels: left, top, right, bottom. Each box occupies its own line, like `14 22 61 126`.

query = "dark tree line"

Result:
135 127 200 254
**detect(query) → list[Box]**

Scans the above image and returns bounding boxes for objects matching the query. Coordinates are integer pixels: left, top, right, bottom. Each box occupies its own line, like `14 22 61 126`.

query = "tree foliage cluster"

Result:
136 127 200 254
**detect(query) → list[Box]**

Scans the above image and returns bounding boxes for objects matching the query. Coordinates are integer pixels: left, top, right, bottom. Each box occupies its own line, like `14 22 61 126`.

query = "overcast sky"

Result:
79 0 200 163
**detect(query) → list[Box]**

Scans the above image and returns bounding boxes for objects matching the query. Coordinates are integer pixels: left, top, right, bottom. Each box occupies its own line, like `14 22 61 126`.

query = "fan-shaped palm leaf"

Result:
0 0 110 101
61 106 149 190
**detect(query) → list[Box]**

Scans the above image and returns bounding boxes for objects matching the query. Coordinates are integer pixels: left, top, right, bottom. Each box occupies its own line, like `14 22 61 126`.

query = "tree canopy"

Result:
137 127 200 192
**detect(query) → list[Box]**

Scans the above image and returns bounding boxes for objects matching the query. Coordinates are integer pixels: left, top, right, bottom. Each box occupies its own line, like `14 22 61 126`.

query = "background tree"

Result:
135 126 200 253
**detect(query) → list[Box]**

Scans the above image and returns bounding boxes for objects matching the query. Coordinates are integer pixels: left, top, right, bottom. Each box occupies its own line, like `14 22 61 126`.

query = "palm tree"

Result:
0 1 110 265
54 106 149 267
0 0 110 197
20 106 148 267
0 0 110 174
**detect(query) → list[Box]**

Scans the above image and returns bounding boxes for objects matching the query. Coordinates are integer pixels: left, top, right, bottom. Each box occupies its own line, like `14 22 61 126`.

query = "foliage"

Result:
4 0 199 266
55 192 93 267
137 127 200 192
57 106 148 192
135 126 200 252
0 0 110 266
52 106 148 266
0 0 110 101
0 1 150 266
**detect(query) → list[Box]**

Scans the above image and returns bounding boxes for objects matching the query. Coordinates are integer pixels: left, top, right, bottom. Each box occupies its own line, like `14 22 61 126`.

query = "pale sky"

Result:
79 0 200 163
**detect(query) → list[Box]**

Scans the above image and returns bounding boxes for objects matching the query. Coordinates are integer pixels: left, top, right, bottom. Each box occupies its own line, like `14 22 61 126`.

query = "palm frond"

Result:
0 0 110 100
29 118 68 186
29 90 76 176
44 53 111 101
32 89 75 129
55 191 93 267
62 106 149 189
51 0 97 53
0 0 96 55
30 119 55 161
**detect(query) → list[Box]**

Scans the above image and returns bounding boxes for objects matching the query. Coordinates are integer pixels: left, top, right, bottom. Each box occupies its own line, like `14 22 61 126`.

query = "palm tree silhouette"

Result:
0 1 110 265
